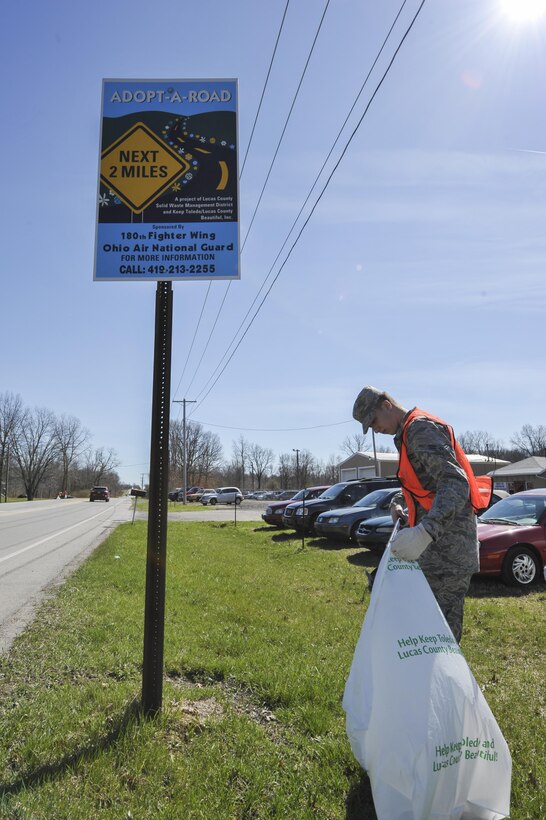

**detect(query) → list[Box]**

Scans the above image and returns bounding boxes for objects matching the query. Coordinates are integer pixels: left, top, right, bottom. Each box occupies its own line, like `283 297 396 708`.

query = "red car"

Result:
262 485 330 528
478 489 546 587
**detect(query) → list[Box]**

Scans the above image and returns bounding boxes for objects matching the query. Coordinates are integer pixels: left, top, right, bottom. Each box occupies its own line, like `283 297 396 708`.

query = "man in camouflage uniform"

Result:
352 386 479 643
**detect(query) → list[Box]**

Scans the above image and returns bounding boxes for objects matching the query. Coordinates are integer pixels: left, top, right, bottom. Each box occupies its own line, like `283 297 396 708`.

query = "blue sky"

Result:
2 0 546 484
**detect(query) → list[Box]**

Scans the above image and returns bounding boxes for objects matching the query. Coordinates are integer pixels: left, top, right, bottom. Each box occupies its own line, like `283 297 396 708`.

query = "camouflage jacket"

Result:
392 409 479 576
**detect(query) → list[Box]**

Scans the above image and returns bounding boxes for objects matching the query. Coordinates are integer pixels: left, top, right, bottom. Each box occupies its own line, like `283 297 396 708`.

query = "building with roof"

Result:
338 451 510 482
487 456 546 492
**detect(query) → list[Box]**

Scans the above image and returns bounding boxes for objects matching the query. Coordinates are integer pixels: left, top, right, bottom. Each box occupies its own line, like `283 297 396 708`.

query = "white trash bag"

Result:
343 538 512 820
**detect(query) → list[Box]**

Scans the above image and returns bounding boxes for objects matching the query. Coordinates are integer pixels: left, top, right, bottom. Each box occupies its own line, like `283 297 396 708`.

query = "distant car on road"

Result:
90 486 110 502
201 487 243 506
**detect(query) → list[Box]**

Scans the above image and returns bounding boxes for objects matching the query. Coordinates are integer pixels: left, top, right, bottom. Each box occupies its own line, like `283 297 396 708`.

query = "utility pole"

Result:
173 399 196 504
293 448 300 488
4 443 9 503
371 430 379 477
293 448 305 550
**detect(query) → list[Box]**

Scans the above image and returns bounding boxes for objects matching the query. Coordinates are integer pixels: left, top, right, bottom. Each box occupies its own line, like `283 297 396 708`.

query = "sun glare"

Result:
500 0 546 22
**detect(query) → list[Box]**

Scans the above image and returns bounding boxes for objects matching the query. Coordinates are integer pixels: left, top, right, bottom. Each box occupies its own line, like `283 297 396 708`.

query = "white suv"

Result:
201 487 243 506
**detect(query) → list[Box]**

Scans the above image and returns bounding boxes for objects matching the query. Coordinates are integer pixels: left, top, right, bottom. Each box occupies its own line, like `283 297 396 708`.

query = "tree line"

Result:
168 422 546 493
0 392 121 501
3 388 543 499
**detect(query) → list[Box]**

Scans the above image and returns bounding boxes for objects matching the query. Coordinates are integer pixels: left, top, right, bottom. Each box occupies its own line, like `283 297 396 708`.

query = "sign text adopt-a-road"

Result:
94 79 239 281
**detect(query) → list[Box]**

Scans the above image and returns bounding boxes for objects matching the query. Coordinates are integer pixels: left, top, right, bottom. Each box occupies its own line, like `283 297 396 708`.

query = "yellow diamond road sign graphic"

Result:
100 122 190 213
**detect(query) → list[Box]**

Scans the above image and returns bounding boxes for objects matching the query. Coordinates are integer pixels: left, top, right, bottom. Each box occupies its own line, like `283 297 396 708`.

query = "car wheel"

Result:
90 498 94 502
235 497 241 505
210 498 217 505
501 545 540 587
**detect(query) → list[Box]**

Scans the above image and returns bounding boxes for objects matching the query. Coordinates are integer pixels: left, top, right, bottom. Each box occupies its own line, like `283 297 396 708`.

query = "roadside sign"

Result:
94 79 239 281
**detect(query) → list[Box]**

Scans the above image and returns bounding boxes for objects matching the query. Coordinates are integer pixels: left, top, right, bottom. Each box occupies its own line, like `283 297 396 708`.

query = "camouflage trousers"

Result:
421 570 473 644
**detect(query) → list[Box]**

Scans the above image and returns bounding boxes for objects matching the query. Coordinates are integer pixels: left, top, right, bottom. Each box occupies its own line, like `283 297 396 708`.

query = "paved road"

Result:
0 497 133 653
149 498 269 523
0 497 269 653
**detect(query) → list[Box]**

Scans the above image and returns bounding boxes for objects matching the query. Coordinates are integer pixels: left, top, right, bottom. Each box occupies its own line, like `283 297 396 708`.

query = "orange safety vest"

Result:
397 408 493 526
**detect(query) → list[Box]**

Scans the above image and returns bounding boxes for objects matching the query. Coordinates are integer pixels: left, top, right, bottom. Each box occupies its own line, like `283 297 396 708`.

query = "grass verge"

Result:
0 522 544 818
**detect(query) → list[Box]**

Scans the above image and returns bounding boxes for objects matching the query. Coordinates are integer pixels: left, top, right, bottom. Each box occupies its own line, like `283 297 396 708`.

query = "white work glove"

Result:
391 522 432 561
390 503 407 525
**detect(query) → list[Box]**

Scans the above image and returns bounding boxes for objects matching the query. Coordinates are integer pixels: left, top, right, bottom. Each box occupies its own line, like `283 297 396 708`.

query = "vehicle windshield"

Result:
354 489 392 508
479 495 546 526
319 482 347 500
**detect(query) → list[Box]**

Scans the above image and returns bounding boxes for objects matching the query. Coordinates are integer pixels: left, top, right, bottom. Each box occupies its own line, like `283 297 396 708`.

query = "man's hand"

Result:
391 523 432 561
390 503 408 525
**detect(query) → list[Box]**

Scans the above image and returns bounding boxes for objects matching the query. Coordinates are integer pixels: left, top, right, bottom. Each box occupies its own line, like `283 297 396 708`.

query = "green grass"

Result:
0 522 544 818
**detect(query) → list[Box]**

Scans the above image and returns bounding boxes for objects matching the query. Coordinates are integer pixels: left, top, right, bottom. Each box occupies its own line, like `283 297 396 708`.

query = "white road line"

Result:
0 500 85 517
0 502 123 565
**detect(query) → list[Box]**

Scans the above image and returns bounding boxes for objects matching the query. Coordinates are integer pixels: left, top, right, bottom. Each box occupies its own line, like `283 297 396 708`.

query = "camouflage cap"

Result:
352 385 384 433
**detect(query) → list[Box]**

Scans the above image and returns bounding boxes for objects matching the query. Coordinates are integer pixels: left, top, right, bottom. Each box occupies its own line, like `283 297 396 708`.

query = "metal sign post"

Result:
142 281 173 715
94 78 240 716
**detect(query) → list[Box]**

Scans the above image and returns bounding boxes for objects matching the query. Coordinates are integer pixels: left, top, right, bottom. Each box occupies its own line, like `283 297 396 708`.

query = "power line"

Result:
170 1 292 411
190 0 412 407
239 0 291 179
192 419 352 432
181 281 232 400
241 0 332 254
191 0 427 413
172 281 212 401
174 0 333 411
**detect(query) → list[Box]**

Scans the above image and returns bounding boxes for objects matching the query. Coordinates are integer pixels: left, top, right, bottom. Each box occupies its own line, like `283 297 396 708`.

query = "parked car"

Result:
185 487 205 501
201 486 243 506
355 490 510 552
169 486 202 502
90 486 110 502
355 513 397 552
314 487 401 542
190 488 215 502
355 489 545 589
284 478 399 534
477 489 546 587
262 485 330 528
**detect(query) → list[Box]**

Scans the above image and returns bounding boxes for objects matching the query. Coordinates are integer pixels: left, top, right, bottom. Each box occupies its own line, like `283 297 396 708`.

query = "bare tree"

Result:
296 449 316 487
277 452 294 488
339 432 368 457
11 407 59 500
85 446 120 486
317 454 339 484
458 429 501 456
195 430 223 482
169 420 224 486
232 435 250 491
511 424 546 458
248 443 274 490
169 419 184 485
54 414 91 493
0 392 23 501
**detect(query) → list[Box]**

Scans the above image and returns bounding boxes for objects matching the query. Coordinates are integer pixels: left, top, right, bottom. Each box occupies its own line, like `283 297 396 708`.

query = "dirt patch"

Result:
166 672 279 736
